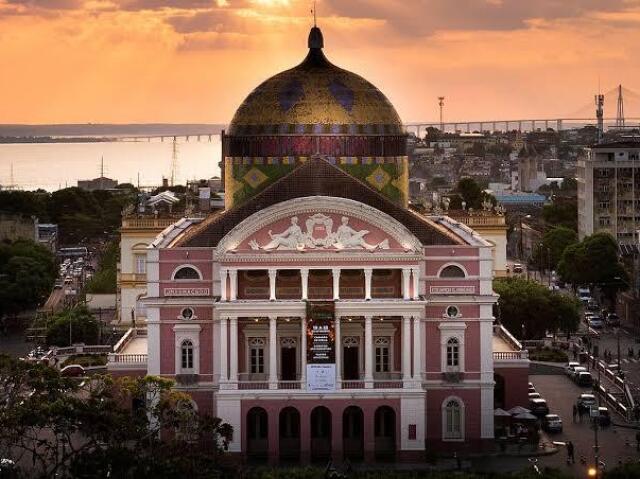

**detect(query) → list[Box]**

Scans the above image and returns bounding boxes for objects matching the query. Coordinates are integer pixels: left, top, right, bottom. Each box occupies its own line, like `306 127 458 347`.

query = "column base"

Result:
268 382 277 390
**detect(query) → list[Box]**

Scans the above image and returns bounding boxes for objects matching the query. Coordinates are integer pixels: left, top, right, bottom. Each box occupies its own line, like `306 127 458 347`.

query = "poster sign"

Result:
306 302 335 363
307 364 336 391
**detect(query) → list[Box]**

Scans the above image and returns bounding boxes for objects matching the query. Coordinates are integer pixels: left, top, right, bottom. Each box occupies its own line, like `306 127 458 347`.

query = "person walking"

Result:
567 441 575 464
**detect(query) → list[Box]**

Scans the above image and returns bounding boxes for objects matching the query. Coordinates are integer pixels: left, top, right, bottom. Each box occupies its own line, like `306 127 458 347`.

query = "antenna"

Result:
100 156 104 178
595 92 604 143
438 96 445 132
312 0 317 27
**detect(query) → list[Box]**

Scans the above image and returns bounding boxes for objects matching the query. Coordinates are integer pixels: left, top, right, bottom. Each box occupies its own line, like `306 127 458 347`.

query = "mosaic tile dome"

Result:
227 27 404 137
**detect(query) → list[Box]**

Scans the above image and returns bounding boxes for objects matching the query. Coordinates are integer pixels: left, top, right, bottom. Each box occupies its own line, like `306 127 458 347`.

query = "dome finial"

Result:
308 0 323 49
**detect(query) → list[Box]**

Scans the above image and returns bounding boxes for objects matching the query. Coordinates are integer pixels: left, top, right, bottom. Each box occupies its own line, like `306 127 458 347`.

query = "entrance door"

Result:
281 347 297 380
343 347 359 380
343 406 364 460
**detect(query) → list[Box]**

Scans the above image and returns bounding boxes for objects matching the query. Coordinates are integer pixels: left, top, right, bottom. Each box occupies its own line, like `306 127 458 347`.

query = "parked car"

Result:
60 365 85 377
565 362 581 376
606 313 621 327
577 393 597 413
529 398 550 416
589 317 604 329
576 371 594 387
570 366 588 380
528 384 536 394
528 392 541 399
587 300 600 311
542 414 563 433
578 287 592 303
513 263 524 273
597 407 611 427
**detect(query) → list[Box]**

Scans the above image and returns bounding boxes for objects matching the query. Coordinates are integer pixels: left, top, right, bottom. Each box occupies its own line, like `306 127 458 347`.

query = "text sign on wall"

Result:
429 286 476 295
307 364 336 391
164 287 210 297
306 302 335 363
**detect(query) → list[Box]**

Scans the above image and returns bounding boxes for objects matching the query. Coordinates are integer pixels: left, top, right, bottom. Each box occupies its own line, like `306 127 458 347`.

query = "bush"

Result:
528 347 569 363
61 354 107 368
85 242 118 294
46 306 100 347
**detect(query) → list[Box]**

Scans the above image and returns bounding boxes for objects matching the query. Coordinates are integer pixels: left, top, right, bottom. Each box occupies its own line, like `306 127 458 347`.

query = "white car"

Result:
589 318 604 329
565 361 580 376
570 366 588 380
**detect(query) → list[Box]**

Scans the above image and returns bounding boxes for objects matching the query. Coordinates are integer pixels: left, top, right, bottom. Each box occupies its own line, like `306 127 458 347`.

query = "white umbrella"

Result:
494 408 512 417
513 412 537 421
508 406 531 415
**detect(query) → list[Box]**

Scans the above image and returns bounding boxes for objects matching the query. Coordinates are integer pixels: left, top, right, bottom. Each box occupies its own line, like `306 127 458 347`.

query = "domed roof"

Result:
228 27 404 136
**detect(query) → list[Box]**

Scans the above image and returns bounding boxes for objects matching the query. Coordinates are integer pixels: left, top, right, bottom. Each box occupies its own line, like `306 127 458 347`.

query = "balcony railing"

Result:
122 217 181 229
493 351 529 360
108 353 148 364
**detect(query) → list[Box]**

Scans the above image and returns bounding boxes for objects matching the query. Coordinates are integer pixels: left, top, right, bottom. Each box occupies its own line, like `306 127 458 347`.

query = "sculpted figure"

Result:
263 216 306 250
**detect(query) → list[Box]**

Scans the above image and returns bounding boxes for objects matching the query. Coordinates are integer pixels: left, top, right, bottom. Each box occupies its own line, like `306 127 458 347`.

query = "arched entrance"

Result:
310 406 332 462
494 373 506 409
342 406 364 461
374 406 396 461
279 407 301 462
246 407 268 462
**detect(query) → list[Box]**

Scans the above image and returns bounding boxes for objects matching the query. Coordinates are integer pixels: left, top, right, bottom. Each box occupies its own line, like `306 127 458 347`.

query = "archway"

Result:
342 406 364 461
374 406 396 461
279 407 301 462
246 407 268 462
494 373 506 409
310 406 332 462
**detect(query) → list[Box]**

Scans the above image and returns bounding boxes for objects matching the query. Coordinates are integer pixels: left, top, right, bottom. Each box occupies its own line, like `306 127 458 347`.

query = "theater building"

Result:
108 26 528 462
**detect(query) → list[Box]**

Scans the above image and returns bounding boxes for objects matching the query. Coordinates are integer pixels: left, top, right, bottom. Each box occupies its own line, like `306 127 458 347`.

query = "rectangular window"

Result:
181 347 193 370
446 408 462 439
135 254 146 274
250 348 265 374
375 346 390 373
446 343 459 367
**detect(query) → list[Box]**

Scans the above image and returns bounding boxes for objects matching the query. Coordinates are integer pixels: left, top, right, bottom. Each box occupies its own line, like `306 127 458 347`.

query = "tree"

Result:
560 177 577 191
558 232 628 305
0 355 233 479
542 200 578 231
494 277 579 339
85 242 118 294
451 178 496 210
0 239 56 318
531 227 578 272
45 306 100 347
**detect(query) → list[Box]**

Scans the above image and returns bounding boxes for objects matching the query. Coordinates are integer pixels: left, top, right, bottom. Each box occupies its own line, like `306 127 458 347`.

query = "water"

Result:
0 137 222 191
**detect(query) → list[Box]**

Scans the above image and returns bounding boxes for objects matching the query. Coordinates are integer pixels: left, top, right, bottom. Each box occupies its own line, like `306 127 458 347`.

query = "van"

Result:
576 371 593 387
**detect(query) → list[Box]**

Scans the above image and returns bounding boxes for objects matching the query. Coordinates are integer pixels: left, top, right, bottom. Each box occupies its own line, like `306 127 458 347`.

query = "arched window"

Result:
446 338 459 367
173 266 201 280
439 265 466 278
443 399 463 440
181 340 194 370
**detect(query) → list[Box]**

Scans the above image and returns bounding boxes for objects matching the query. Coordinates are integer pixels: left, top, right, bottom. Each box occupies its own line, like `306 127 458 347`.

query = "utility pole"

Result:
438 96 445 132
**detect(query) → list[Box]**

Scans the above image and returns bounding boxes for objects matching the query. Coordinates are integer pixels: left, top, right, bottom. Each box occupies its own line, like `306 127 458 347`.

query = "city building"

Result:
77 176 118 191
578 141 640 243
109 26 528 462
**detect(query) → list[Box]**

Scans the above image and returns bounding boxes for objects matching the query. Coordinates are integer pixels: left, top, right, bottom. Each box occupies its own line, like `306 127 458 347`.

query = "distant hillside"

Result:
0 123 227 138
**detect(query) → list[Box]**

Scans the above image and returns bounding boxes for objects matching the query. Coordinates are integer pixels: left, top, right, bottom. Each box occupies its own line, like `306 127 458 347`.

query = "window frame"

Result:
442 397 465 441
171 264 203 281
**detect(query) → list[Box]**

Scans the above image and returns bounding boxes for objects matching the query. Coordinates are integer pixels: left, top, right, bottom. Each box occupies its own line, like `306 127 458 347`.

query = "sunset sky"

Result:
1 0 639 124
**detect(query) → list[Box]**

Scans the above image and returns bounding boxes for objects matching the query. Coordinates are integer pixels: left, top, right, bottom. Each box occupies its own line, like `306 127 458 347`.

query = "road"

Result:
473 374 640 477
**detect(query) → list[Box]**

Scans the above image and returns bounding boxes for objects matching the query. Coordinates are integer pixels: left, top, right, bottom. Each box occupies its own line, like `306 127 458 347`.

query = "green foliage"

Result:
494 277 580 339
0 239 56 317
450 178 496 210
531 226 577 272
61 354 107 367
542 201 577 231
558 232 628 303
85 242 118 294
0 356 232 478
45 306 100 347
560 177 577 191
0 187 136 245
528 347 569 363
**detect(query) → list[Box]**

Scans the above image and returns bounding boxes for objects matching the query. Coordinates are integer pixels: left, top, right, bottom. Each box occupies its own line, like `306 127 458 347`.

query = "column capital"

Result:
300 267 309 276
363 267 373 274
228 268 238 276
268 268 277 277
331 267 341 275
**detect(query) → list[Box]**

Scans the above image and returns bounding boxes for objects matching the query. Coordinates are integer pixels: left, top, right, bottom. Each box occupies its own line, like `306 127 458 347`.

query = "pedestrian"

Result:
567 441 575 464
572 404 578 423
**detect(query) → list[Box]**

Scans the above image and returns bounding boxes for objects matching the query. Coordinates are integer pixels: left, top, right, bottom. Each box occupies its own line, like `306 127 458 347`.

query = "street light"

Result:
587 466 597 477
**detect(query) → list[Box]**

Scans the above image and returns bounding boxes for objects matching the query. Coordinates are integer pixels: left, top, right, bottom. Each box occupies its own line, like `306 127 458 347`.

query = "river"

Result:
0 137 222 191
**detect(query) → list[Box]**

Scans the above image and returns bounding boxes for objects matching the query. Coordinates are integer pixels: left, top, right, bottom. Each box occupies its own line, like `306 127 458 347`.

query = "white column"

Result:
364 314 373 388
229 269 238 301
229 317 238 387
364 268 373 301
219 268 228 302
412 316 421 384
402 315 411 385
219 318 228 384
411 267 420 300
335 316 341 389
402 268 411 300
268 268 277 301
268 316 277 389
300 317 307 387
332 268 340 300
301 268 309 300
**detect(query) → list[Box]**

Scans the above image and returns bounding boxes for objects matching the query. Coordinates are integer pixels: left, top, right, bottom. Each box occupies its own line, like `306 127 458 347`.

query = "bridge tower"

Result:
595 93 604 142
616 84 625 128
438 96 445 132
170 137 179 187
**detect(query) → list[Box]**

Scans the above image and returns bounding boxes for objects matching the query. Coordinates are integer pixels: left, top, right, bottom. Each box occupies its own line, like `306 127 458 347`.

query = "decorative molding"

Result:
216 196 423 254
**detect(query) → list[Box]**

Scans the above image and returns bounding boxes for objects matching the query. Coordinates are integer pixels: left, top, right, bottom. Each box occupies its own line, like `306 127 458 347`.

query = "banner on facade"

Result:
306 364 336 391
306 302 335 363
